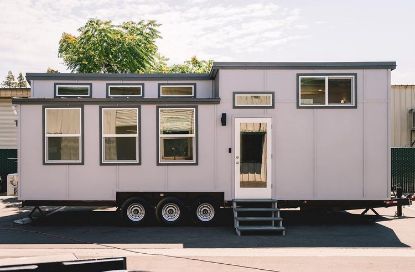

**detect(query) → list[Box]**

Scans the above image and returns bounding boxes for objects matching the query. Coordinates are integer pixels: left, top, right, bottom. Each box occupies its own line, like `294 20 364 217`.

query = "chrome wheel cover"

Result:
126 203 145 222
161 203 181 222
196 203 215 222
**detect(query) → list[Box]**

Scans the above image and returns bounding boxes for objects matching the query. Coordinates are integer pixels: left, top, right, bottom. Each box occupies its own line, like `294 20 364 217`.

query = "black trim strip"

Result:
13 98 220 105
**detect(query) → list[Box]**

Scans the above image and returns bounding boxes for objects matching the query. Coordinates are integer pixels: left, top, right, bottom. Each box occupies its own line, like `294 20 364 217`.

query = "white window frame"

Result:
101 107 139 164
55 84 91 97
159 85 195 97
108 85 143 97
44 107 82 164
234 93 274 108
158 107 196 164
298 75 356 107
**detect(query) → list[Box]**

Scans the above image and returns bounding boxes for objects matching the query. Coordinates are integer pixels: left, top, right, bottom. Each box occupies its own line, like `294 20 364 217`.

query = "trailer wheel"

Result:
121 197 148 225
192 197 218 225
156 197 184 225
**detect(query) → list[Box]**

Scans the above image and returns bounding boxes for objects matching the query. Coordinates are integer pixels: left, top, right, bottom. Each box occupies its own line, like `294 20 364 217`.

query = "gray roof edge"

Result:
25 73 212 82
210 61 397 74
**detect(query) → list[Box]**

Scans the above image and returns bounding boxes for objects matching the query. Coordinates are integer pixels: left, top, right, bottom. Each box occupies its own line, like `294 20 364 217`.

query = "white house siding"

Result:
391 85 415 147
0 99 17 149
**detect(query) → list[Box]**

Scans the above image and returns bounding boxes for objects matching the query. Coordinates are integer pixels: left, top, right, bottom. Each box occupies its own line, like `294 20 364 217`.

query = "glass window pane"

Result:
46 109 80 134
104 137 137 161
328 78 352 104
109 86 142 96
235 94 272 106
160 109 194 134
47 137 79 161
57 86 89 96
240 122 267 188
103 109 137 134
161 137 193 161
161 86 193 96
300 78 326 105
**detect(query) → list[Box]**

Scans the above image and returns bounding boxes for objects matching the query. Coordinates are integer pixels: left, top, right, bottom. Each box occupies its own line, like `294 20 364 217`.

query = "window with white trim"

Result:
159 84 195 97
108 85 143 97
234 93 274 108
299 75 355 107
44 108 82 163
101 108 139 164
55 84 91 97
158 107 196 164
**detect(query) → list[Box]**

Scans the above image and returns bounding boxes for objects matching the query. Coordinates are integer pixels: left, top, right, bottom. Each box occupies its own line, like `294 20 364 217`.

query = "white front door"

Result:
234 118 272 199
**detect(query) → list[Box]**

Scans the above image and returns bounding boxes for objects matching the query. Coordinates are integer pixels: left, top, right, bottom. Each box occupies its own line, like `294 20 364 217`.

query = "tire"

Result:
156 197 184 226
192 197 218 225
121 197 149 226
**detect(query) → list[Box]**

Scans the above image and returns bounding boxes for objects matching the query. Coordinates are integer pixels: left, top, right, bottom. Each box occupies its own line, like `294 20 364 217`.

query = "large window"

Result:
55 84 91 97
233 92 274 108
107 84 143 97
44 107 82 164
158 107 197 164
298 74 356 107
101 108 139 164
159 84 196 97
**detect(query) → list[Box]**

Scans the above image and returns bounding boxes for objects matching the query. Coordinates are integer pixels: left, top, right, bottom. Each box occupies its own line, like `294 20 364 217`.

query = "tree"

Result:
169 56 213 73
16 72 27 88
58 19 160 73
1 71 17 88
145 56 213 74
46 67 59 73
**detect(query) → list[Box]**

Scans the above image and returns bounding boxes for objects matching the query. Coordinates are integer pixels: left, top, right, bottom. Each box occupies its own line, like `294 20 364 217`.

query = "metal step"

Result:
236 216 282 221
233 199 278 203
237 226 285 232
234 208 279 212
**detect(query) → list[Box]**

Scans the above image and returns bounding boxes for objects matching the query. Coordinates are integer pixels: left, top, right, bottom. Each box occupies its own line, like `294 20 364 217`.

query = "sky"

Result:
0 0 414 84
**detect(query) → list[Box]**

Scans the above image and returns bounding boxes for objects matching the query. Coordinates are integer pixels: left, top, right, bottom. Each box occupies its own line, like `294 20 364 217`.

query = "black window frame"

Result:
42 105 84 165
54 83 92 98
156 105 198 166
233 92 275 109
99 106 141 165
297 73 357 109
158 83 197 98
106 83 144 98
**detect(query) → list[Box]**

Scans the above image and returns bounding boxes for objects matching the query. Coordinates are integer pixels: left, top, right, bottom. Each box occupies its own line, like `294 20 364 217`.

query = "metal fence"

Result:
391 148 415 194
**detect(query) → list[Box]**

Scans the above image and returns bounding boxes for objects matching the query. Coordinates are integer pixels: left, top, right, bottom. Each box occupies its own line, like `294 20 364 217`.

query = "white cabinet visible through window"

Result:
44 107 82 164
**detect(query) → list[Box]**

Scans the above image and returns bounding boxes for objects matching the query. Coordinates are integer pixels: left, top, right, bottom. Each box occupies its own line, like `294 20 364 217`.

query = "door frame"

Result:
234 117 272 199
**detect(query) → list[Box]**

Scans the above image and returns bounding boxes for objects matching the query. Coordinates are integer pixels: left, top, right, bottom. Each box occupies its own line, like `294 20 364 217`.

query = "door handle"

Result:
235 161 239 164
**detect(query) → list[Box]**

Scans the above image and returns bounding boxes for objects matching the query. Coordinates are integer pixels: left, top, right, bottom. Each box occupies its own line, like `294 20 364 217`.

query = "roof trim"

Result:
25 73 211 82
12 97 221 105
209 61 397 78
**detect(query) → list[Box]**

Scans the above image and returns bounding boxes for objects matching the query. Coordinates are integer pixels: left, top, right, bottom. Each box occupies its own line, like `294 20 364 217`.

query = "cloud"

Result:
0 0 306 77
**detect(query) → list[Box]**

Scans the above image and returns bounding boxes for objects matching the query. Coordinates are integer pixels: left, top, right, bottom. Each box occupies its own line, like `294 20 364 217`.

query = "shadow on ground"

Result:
0 197 410 248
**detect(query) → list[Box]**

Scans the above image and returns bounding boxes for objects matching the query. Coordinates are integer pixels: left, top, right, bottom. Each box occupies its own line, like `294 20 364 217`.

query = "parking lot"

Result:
0 196 414 271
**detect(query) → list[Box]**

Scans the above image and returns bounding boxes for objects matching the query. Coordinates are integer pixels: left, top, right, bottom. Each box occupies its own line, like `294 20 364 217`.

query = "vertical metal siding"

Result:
0 99 17 149
391 85 415 147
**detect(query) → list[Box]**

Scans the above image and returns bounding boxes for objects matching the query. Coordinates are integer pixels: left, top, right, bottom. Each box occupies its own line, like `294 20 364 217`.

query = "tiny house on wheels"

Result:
14 62 405 235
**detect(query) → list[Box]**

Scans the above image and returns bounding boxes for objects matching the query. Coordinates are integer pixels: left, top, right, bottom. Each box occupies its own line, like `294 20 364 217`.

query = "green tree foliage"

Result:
169 56 213 73
1 71 17 88
17 72 27 88
146 56 213 74
58 19 160 73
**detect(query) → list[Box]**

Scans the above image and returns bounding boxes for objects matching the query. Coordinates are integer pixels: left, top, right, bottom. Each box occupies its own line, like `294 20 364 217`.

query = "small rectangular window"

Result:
107 84 143 97
101 108 139 164
55 84 91 97
234 93 274 108
298 75 355 107
159 84 195 97
158 107 196 164
44 108 82 163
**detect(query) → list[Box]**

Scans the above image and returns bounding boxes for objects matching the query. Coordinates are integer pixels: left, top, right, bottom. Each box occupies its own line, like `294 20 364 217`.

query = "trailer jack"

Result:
361 208 379 216
28 206 45 221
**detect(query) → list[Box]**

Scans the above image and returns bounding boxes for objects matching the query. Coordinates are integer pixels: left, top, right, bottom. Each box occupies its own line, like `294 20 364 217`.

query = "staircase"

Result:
233 199 285 236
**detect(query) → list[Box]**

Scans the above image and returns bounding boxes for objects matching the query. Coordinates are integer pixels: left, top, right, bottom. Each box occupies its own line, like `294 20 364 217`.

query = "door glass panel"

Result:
240 122 267 188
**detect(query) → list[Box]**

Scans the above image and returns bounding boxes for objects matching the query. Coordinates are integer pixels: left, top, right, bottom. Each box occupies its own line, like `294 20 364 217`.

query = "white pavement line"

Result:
0 244 183 249
0 247 414 258
0 254 78 266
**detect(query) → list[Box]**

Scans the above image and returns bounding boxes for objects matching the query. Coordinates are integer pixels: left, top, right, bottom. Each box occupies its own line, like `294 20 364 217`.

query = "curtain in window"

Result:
240 122 266 133
236 95 271 106
46 109 80 134
160 109 194 134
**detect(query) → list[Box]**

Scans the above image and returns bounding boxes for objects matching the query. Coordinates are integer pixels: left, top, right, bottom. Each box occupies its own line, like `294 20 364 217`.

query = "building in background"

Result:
391 85 415 147
0 88 30 192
